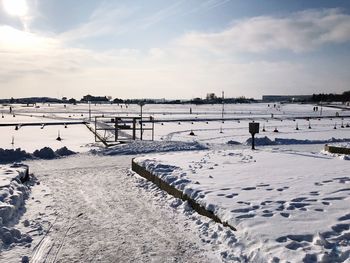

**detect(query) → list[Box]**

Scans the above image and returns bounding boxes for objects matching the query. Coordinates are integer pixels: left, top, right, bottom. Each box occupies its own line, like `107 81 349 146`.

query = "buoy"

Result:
189 130 195 136
262 124 266 132
15 125 18 130
334 123 337 129
273 127 279 133
296 123 299 130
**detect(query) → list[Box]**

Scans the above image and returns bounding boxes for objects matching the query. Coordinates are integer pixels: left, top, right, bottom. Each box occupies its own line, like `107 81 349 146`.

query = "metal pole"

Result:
222 91 224 120
133 118 136 140
252 134 255 150
152 117 154 141
94 116 97 142
89 101 91 121
140 105 143 141
115 118 118 142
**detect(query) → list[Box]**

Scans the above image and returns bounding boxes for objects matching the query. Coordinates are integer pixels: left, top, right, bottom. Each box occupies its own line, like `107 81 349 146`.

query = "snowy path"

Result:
25 154 218 263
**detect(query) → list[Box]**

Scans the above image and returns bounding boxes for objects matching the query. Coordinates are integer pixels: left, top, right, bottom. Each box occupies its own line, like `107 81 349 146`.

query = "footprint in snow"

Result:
242 187 256 191
338 213 350 221
225 193 238 198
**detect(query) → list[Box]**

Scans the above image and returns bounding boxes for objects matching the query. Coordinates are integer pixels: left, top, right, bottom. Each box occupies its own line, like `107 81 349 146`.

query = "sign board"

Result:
249 122 260 135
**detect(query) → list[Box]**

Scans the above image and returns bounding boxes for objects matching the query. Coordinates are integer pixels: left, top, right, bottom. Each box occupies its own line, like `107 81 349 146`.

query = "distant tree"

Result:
191 97 204 104
68 98 77 104
113 98 124 103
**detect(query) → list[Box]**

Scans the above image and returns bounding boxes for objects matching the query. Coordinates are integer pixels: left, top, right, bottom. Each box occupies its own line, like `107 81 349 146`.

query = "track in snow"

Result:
27 154 218 263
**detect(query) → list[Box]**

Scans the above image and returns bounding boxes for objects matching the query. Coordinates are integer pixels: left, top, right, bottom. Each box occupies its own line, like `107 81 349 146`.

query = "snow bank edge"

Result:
131 159 237 231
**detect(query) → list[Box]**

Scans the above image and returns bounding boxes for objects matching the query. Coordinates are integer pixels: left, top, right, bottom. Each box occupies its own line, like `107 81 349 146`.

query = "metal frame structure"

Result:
94 115 154 144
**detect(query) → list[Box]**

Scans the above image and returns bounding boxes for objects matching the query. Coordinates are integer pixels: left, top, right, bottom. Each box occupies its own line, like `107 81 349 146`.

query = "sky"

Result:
0 0 350 100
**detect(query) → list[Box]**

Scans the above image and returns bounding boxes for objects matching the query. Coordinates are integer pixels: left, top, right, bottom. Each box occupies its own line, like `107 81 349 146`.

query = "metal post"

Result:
89 101 91 121
94 116 97 142
133 118 136 140
221 91 224 120
152 117 154 141
140 106 143 141
114 117 118 141
252 134 255 150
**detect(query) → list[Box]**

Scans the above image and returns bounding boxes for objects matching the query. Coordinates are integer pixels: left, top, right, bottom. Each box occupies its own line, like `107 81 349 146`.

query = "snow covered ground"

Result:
0 102 349 262
1 102 349 152
0 154 223 263
134 148 350 262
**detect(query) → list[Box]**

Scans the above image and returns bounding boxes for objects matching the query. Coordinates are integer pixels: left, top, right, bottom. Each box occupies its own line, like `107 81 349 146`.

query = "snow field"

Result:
1 102 350 262
1 102 349 153
134 149 350 262
0 124 96 153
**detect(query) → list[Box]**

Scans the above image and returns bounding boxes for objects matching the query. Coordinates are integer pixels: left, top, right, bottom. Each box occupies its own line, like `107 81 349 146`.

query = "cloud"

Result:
1 8 350 99
59 5 136 42
178 8 350 53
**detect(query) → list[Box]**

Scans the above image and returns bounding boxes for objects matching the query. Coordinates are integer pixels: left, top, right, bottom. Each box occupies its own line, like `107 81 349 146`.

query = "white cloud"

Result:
59 6 136 42
1 8 350 99
179 8 350 53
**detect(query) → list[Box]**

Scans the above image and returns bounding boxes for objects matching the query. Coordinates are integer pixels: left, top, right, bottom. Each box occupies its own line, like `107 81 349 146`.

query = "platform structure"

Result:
94 115 155 144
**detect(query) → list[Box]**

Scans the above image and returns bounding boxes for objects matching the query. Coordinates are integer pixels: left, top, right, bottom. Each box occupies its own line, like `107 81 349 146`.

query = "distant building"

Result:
262 95 312 102
81 95 110 102
206 93 217 100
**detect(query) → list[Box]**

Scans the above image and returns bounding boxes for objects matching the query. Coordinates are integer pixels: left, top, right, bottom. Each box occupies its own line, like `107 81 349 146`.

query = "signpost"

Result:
249 122 260 150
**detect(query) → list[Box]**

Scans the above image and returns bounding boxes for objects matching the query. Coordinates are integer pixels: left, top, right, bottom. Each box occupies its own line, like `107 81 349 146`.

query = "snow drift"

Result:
0 163 33 249
0 147 76 163
99 141 208 156
245 136 350 146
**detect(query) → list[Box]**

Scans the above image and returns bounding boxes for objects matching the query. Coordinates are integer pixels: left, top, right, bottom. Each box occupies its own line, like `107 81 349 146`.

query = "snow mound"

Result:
227 140 241 145
245 136 350 146
0 163 33 249
100 141 208 156
0 149 32 164
55 146 76 156
33 147 56 159
327 142 350 149
0 147 76 163
33 146 76 159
